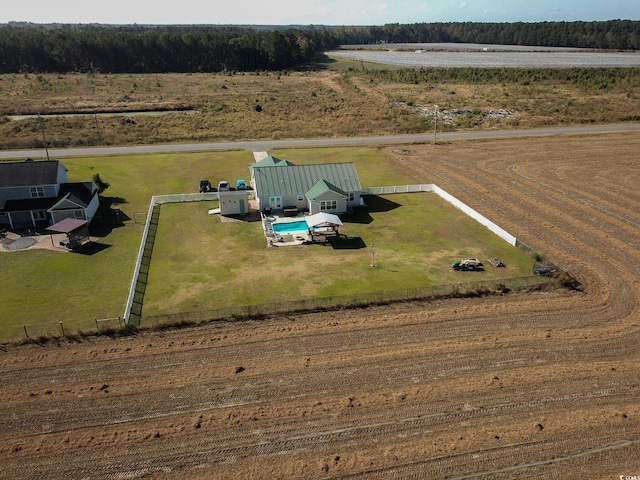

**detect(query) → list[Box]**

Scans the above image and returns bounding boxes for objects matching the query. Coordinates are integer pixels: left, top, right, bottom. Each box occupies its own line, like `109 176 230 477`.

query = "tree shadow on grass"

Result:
90 196 131 237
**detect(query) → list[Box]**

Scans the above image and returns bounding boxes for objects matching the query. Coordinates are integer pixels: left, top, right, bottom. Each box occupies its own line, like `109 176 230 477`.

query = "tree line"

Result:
0 20 638 74
340 20 640 50
0 25 336 73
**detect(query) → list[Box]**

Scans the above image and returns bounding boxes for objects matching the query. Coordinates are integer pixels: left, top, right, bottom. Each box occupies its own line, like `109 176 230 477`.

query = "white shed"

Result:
218 190 249 216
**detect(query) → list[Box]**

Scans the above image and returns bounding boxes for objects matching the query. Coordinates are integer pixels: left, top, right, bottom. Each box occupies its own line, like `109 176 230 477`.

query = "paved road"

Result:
1 124 639 159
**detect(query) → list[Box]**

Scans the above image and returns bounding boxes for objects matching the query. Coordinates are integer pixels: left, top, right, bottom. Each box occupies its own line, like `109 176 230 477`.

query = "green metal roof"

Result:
306 179 347 200
252 162 362 198
249 155 296 172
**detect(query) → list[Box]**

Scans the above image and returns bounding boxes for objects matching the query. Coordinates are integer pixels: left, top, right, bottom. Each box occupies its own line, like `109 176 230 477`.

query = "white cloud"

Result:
550 6 562 17
1 0 639 25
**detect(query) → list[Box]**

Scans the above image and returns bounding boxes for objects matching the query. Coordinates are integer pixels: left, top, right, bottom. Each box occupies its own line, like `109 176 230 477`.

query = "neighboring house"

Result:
250 156 363 215
0 159 100 229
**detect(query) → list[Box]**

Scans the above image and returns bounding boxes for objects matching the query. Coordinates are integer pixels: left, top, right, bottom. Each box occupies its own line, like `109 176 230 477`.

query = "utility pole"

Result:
433 105 438 145
94 110 102 142
38 113 50 160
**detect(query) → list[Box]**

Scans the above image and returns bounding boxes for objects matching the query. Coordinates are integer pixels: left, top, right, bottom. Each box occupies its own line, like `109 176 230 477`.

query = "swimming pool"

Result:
272 220 308 233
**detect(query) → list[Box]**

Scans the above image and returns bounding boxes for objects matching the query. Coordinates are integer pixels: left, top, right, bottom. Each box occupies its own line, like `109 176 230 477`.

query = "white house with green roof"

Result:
250 156 362 215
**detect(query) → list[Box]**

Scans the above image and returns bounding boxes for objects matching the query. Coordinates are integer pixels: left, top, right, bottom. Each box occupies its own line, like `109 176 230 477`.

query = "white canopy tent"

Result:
305 212 342 229
305 212 343 243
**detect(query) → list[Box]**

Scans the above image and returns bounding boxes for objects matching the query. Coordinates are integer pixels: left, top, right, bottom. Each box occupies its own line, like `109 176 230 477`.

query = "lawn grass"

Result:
0 146 423 340
142 191 535 317
0 150 255 341
0 144 539 340
141 147 536 318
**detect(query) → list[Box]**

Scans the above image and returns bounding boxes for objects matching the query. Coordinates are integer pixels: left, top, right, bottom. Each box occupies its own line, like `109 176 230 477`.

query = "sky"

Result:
2 0 639 26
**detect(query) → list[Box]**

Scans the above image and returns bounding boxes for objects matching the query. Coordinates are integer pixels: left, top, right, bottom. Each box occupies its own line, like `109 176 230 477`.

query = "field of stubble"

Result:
1 132 639 479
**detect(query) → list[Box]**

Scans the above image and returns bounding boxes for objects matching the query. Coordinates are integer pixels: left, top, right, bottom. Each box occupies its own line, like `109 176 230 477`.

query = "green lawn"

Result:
1 146 536 341
142 191 536 318
0 149 254 341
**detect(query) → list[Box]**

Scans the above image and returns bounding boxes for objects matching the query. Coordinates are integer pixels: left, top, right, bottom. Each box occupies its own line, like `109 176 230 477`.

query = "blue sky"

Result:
2 0 638 25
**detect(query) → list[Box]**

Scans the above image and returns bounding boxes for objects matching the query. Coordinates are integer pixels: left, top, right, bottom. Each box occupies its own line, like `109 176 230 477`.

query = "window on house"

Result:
73 210 86 219
348 192 355 202
33 210 47 221
297 195 304 201
30 187 45 198
320 200 337 210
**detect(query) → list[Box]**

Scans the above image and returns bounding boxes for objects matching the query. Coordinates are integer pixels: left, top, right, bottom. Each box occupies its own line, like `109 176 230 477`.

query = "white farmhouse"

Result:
250 156 363 215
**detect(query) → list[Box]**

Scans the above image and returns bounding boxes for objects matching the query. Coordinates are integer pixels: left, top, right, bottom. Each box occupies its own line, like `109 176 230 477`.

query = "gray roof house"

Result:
0 159 100 229
250 157 363 215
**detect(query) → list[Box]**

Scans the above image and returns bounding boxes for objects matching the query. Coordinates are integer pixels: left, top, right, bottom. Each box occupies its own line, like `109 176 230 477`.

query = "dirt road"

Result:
1 132 639 478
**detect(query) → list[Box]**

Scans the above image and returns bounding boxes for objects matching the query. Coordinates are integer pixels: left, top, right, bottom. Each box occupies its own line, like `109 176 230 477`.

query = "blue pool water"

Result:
272 220 308 233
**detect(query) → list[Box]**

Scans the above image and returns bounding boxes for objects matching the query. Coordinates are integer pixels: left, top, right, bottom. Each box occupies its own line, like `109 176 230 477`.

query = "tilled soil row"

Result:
1 133 640 478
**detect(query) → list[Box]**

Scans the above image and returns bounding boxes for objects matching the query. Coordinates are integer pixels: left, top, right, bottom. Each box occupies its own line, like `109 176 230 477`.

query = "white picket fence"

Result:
363 184 434 194
364 184 517 246
123 192 218 324
153 192 219 204
123 184 517 324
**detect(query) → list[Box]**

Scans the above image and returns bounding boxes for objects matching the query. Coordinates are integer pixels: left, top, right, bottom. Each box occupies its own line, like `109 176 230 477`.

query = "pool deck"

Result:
265 213 311 247
264 213 344 247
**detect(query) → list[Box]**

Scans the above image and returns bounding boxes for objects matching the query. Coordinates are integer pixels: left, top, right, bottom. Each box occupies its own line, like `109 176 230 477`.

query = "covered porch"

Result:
305 212 343 243
46 218 90 250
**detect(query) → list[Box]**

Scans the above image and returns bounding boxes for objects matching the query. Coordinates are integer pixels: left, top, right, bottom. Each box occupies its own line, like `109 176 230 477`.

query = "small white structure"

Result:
305 212 343 242
305 212 342 230
218 190 249 216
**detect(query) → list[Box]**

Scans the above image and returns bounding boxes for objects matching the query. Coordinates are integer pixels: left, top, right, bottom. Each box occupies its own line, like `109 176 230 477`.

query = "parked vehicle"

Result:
217 180 230 192
533 264 556 276
452 258 484 271
236 179 247 190
199 180 212 193
489 257 506 267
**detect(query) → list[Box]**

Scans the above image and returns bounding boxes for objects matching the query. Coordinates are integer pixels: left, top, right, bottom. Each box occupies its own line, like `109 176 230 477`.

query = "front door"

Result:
239 199 246 215
269 196 282 209
32 210 47 225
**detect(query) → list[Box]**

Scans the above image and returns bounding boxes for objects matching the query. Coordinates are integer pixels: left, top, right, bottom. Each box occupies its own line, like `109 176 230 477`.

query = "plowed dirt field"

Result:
1 132 640 479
